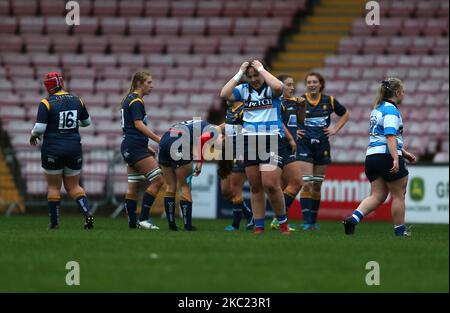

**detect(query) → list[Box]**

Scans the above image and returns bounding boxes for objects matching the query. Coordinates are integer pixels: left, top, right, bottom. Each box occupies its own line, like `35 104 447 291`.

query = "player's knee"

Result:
288 177 303 193
262 181 279 195
150 175 164 190
47 188 61 199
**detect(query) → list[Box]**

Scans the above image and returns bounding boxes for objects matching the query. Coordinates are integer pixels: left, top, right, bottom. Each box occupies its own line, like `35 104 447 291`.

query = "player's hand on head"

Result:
251 60 263 71
239 62 250 72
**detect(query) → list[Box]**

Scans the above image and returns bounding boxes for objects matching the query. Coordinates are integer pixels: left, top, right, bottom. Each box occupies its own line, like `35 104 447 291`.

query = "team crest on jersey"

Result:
324 150 328 156
323 105 327 110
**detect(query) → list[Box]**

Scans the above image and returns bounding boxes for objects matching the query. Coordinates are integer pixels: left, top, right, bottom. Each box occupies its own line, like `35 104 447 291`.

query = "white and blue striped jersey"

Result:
366 101 404 156
233 83 284 137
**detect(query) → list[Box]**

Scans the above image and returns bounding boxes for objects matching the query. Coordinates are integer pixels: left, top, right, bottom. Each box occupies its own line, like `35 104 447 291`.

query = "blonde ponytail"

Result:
128 71 151 94
374 77 403 108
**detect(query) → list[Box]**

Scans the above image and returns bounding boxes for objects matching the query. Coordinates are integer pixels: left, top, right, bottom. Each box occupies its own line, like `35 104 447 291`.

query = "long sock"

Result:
350 209 365 224
254 218 265 230
74 192 91 217
179 198 193 229
241 200 253 221
231 197 245 228
48 197 60 226
300 192 312 224
140 191 156 221
276 214 288 225
164 192 176 228
125 193 138 227
283 191 296 214
394 224 406 236
311 195 321 224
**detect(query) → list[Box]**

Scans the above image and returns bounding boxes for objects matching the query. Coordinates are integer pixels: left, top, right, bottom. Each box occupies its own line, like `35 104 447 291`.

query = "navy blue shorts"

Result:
41 141 82 175
243 135 288 169
121 138 152 167
297 137 331 165
158 131 192 168
365 154 409 182
280 137 299 166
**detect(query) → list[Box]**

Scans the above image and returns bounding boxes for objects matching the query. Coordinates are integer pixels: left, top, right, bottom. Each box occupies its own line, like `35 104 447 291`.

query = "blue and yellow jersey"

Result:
224 101 244 137
367 100 404 156
299 93 347 140
36 91 89 143
281 97 305 140
233 82 284 137
120 92 149 144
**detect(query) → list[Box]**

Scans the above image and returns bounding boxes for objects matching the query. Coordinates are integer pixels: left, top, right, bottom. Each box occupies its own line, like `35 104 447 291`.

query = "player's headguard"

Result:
44 72 64 94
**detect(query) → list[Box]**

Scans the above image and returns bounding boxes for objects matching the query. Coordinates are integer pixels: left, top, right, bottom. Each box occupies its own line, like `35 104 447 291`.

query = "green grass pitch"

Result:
0 215 448 292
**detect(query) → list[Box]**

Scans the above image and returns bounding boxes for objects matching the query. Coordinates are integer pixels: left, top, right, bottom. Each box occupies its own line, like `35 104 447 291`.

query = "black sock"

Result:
240 200 253 220
125 197 137 227
140 192 156 221
231 208 242 229
179 199 193 229
75 195 91 217
164 195 176 228
284 192 296 214
48 200 60 226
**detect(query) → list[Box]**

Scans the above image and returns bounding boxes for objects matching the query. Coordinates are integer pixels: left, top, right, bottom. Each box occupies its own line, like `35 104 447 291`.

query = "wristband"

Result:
256 66 264 72
232 69 244 82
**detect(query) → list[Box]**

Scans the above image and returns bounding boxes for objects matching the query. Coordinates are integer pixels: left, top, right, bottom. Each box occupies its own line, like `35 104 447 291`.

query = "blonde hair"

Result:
375 77 403 108
128 71 151 93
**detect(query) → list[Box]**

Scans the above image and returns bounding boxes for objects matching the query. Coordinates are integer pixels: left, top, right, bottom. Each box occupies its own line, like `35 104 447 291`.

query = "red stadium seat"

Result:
80 36 108 53
350 55 376 68
11 0 38 16
375 55 399 68
247 1 273 17
31 53 60 68
223 1 248 17
92 0 118 17
6 65 34 79
437 1 449 17
0 79 13 93
191 68 216 80
108 36 137 54
421 55 446 67
175 80 201 94
338 37 363 54
350 19 374 36
434 37 449 54
147 54 175 68
407 68 431 80
375 18 402 36
233 18 259 36
219 36 244 54
128 17 154 35
192 37 219 54
258 19 284 36
171 1 197 17
196 1 223 17
400 19 426 36
363 37 389 54
325 55 351 67
19 17 44 34
96 79 125 95
165 67 191 80
139 36 166 54
23 35 51 53
99 67 132 81
417 81 443 94
144 1 170 17
71 17 99 35
410 37 435 55
118 0 143 17
101 17 127 35
45 17 72 35
0 18 17 34
336 68 362 81
188 94 216 109
389 37 413 54
52 35 80 53
154 18 180 36
389 1 415 17
398 55 421 68
40 0 66 16
0 1 10 16
174 54 204 68
205 54 234 68
242 37 272 54
207 17 234 36
117 54 146 68
68 78 95 94
180 18 206 36
12 78 41 94
89 54 118 70
416 1 441 17
423 19 448 36
61 54 89 69
67 67 97 81
166 37 193 54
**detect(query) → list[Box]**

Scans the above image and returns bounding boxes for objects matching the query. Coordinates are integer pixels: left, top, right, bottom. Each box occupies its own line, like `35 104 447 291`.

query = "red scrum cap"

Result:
43 72 64 94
